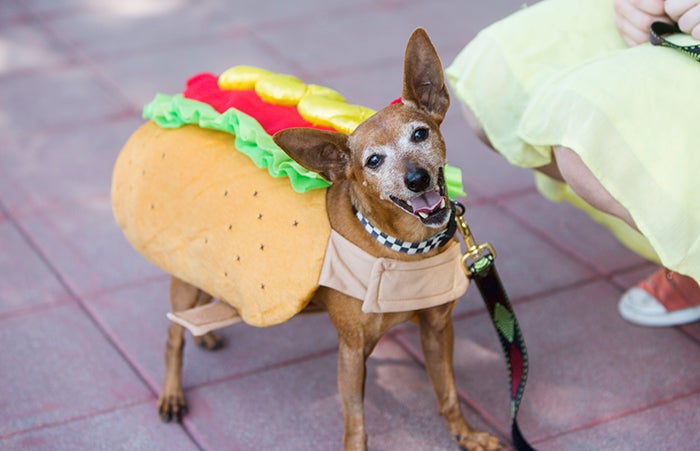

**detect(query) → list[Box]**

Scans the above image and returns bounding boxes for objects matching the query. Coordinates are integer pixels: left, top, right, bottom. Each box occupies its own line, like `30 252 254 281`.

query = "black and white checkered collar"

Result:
353 204 457 255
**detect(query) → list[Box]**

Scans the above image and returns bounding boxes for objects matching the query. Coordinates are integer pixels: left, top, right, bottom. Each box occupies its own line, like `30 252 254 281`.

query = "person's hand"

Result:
665 0 700 39
614 0 673 46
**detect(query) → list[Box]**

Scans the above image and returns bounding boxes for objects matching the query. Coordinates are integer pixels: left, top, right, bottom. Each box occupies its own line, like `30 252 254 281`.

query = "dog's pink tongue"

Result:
412 191 443 214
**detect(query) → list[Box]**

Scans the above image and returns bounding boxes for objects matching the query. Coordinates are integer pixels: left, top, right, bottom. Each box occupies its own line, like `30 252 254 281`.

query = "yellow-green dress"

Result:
446 0 700 282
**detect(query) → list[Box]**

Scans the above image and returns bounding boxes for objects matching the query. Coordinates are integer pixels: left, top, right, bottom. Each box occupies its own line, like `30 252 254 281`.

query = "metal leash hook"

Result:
453 201 496 277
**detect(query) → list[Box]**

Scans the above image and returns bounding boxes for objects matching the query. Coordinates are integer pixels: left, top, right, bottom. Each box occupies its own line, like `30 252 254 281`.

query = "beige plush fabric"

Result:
319 230 468 313
166 301 242 336
112 122 331 327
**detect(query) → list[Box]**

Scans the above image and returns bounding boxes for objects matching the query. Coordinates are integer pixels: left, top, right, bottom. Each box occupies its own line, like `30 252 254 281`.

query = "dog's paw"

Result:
455 431 503 451
158 390 188 423
193 331 224 350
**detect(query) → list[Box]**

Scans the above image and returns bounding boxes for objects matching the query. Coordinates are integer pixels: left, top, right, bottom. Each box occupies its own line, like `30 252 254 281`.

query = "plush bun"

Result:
112 122 330 327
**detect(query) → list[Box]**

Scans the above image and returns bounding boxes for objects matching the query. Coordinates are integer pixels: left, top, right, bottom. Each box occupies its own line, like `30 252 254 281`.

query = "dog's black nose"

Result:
405 168 431 192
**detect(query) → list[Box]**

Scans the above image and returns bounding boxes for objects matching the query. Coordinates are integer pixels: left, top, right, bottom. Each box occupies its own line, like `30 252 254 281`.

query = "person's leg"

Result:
463 99 637 230
552 146 637 231
463 106 699 326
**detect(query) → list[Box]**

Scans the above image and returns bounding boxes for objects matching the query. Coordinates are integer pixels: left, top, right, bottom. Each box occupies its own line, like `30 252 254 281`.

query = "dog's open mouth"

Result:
390 169 450 227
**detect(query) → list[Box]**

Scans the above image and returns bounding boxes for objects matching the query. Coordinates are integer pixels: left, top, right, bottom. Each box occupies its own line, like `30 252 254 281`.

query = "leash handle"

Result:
454 201 536 451
649 21 700 62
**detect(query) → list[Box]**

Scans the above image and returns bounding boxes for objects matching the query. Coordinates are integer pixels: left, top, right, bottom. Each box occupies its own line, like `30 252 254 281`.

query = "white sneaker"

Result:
618 269 700 327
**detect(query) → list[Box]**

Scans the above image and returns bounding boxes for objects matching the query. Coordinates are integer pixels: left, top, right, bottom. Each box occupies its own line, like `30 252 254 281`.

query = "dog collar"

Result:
354 203 457 254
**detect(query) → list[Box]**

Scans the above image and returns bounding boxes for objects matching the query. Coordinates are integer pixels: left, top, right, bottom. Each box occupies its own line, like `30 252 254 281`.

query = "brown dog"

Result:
155 29 501 451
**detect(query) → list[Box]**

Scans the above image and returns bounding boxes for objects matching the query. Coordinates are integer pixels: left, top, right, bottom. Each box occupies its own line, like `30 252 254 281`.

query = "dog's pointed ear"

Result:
273 128 351 182
401 28 450 123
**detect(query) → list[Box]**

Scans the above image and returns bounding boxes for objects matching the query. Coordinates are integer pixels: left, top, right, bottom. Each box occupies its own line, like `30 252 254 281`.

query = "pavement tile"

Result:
450 285 492 320
0 117 143 216
16 199 163 298
95 33 302 110
39 0 381 60
0 65 131 136
0 0 27 23
501 191 649 275
396 280 700 445
681 322 700 344
184 336 503 451
0 303 152 438
383 0 528 58
535 392 700 450
609 264 657 292
42 1 249 60
0 401 197 451
451 203 597 305
11 0 89 16
0 20 72 75
253 0 524 76
0 216 72 316
315 60 404 114
88 278 341 392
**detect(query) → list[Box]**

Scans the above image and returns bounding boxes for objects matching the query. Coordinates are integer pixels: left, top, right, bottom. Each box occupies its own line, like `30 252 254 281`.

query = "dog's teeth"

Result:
440 199 446 209
418 212 429 219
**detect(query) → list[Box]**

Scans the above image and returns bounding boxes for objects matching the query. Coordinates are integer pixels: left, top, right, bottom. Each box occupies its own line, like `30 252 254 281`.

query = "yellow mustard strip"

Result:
218 65 377 134
218 65 273 90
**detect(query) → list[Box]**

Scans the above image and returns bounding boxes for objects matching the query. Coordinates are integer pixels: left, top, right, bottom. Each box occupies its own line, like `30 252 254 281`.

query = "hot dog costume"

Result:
112 67 467 329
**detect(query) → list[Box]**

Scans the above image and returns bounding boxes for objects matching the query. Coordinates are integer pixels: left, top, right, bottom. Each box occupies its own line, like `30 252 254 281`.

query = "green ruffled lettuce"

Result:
444 165 466 199
142 93 465 198
143 94 329 192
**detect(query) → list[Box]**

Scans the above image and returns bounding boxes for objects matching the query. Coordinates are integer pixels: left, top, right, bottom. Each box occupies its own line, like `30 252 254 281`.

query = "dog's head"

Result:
274 28 450 229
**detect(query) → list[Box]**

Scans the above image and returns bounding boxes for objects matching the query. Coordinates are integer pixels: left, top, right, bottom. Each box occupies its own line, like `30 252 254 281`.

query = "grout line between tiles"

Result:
0 200 183 435
534 386 700 445
0 297 77 322
183 346 339 393
0 398 155 441
679 326 700 345
389 333 512 443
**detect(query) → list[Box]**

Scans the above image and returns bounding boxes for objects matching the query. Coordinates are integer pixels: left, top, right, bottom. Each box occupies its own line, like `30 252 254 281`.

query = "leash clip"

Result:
453 201 496 277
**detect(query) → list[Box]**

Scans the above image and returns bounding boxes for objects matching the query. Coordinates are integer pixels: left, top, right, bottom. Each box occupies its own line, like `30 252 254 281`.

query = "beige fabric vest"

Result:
319 230 468 313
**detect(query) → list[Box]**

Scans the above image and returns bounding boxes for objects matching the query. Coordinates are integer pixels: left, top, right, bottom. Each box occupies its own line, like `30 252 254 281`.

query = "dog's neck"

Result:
324 181 454 258
353 206 455 255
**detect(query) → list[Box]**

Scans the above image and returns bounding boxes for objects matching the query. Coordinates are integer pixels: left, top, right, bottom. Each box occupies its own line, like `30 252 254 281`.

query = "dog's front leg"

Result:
419 302 502 451
323 289 382 451
337 338 373 450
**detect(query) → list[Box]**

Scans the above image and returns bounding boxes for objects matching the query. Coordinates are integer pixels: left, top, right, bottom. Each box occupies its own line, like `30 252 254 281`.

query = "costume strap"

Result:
650 21 700 62
454 201 536 451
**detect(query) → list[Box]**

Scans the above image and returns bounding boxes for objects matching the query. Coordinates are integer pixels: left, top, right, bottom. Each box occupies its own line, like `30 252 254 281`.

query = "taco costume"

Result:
112 67 467 328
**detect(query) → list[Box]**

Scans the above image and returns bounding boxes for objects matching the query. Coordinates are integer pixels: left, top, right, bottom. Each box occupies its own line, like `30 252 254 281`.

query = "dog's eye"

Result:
365 154 384 169
411 127 429 143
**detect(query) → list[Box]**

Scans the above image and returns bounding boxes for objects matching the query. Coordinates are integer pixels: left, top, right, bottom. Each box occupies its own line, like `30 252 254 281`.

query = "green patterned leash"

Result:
454 201 535 451
650 21 700 62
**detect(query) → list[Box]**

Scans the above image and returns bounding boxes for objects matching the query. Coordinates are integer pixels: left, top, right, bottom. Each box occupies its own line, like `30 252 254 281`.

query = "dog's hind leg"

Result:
158 276 216 422
419 302 502 451
191 293 224 351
